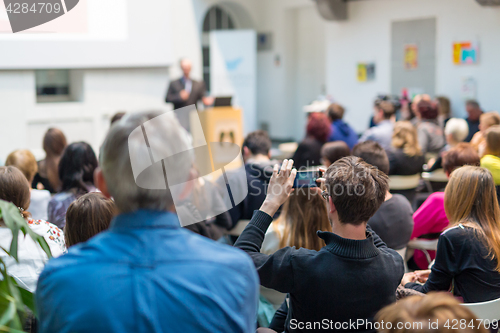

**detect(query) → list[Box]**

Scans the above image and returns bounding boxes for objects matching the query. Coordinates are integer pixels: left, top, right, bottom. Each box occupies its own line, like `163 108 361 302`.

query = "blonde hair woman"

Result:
480 124 500 185
402 166 500 302
471 111 500 152
386 121 425 175
261 189 331 254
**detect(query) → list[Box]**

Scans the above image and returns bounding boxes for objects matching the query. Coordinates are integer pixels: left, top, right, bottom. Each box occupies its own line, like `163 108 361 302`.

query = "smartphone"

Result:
293 171 320 188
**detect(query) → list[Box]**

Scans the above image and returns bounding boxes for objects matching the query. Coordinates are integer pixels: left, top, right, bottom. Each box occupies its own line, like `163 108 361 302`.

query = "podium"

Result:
190 107 244 175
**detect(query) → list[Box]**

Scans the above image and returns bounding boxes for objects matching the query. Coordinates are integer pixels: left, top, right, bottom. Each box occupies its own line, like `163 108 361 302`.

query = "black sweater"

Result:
405 225 500 303
235 211 404 333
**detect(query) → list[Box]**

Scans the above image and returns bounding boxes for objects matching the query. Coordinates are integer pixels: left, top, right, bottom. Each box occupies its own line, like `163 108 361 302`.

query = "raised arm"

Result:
234 159 297 293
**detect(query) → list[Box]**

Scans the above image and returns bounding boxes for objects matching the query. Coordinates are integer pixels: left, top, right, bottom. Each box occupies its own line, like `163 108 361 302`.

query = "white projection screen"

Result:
0 0 174 68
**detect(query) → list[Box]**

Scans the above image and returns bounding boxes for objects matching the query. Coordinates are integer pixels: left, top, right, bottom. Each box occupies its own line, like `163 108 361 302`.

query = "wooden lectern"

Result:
190 107 244 173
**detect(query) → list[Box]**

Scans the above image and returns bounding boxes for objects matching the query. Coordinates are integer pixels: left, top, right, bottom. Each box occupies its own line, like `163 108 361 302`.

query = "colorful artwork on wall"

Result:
404 44 418 70
357 63 375 82
453 41 479 65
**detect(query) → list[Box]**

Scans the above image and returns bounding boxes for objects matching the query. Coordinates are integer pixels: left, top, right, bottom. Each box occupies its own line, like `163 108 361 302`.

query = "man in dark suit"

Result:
165 58 213 131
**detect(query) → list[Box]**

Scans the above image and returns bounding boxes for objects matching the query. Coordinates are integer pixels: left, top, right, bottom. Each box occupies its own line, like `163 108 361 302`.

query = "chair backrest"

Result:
421 168 448 183
462 297 500 321
407 238 439 251
389 174 421 190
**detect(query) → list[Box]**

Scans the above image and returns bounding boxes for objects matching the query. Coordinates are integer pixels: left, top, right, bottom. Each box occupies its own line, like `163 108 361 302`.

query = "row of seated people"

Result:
0 111 499 332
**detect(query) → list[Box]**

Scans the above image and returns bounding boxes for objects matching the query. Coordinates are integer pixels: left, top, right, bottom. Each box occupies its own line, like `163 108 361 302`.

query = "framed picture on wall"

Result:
453 41 479 65
404 44 418 70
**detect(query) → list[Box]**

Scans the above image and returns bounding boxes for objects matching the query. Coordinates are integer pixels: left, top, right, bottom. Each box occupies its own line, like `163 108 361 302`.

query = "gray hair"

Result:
100 110 193 213
445 118 469 143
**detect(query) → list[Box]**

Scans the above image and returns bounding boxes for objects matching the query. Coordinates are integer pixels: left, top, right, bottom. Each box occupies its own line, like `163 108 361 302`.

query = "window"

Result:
35 69 82 103
202 6 236 93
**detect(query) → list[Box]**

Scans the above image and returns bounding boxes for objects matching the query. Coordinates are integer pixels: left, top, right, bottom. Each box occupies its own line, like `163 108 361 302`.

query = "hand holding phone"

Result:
292 171 320 188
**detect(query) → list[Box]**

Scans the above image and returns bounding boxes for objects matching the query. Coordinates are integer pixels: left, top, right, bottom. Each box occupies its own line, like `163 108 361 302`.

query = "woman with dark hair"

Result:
292 112 331 169
32 128 67 193
48 142 98 228
414 100 446 155
65 192 117 247
0 166 65 291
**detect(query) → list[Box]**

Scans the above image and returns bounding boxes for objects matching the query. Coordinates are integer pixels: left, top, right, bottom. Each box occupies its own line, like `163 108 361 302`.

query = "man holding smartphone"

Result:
235 158 404 333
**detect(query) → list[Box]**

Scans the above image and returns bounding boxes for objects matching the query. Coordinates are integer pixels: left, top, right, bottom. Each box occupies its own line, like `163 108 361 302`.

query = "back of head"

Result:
417 100 439 120
376 292 487 333
43 128 67 156
278 189 331 251
485 125 500 156
437 96 451 117
0 166 31 219
442 143 480 175
444 118 469 142
325 156 388 225
480 111 500 129
5 149 38 183
306 113 331 143
392 121 422 157
378 101 395 120
445 166 500 272
352 141 390 175
327 103 345 122
65 192 117 247
58 142 98 193
100 110 193 213
321 141 351 166
466 99 481 110
242 130 271 156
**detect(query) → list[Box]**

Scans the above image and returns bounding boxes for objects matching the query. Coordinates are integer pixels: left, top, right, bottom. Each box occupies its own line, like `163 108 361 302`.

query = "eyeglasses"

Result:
321 190 330 201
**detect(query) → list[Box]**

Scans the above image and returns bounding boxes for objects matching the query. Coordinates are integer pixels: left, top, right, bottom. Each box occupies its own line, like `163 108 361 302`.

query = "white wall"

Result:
326 0 500 133
0 68 169 163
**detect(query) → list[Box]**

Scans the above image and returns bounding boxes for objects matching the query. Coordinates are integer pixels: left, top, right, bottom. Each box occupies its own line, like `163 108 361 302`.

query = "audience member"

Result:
471 111 500 154
5 149 51 221
47 142 98 228
436 96 452 128
480 125 500 185
413 100 445 155
427 118 469 172
0 166 65 292
65 192 117 247
235 157 404 333
353 141 413 251
216 130 277 229
410 143 480 270
32 128 67 193
407 94 431 123
386 121 425 176
261 189 331 255
464 100 483 142
320 141 351 167
376 293 488 333
292 112 331 169
326 103 358 149
181 169 232 240
36 111 258 333
403 166 500 303
359 101 395 149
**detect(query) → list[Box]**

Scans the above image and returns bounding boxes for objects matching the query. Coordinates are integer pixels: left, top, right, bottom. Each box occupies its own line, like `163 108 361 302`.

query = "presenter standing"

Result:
165 58 213 131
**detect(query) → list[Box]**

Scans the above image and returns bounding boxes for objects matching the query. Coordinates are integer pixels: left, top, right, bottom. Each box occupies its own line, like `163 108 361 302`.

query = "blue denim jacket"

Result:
36 210 259 333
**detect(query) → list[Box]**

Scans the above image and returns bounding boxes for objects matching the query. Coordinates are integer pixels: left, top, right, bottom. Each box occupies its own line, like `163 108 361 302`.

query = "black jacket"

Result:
406 225 500 303
386 148 425 176
165 78 206 130
235 211 404 332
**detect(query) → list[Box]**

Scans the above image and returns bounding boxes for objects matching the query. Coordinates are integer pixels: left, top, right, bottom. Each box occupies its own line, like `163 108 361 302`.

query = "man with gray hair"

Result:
465 99 483 142
36 110 259 333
